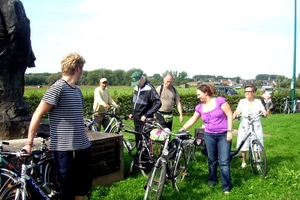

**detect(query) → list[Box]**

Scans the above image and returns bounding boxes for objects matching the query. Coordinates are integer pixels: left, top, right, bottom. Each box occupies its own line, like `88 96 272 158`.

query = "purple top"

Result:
195 97 228 134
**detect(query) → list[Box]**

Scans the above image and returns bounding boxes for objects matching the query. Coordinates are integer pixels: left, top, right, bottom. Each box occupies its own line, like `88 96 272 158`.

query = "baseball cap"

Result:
100 78 107 83
130 72 142 86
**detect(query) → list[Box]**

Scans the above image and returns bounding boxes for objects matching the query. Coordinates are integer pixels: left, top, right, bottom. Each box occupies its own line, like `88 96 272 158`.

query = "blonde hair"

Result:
61 52 86 75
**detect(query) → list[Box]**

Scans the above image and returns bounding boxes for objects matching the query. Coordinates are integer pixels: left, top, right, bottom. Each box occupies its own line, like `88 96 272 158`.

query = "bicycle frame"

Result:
144 121 191 199
230 114 261 159
1 152 57 200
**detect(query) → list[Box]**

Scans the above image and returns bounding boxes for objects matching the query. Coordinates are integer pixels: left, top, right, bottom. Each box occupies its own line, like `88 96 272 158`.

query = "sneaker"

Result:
241 163 246 168
224 191 230 195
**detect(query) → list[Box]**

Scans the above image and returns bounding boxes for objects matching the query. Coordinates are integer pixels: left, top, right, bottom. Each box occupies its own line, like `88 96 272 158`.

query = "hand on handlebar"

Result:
21 145 32 154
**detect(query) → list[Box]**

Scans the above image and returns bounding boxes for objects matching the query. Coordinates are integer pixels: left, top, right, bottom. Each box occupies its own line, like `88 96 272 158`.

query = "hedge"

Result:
24 90 297 118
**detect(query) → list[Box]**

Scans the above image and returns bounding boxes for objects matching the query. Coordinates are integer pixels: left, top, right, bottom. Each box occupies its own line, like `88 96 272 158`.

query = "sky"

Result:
22 0 299 80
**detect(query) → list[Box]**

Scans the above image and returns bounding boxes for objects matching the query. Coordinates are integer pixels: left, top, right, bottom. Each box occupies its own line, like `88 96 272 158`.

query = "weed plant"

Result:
90 113 300 200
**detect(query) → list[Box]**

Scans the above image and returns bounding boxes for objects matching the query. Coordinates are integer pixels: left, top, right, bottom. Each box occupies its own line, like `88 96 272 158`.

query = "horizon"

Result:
22 0 299 80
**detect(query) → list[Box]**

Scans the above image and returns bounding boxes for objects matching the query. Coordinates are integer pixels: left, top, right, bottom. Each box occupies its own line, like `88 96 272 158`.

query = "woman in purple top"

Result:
181 84 233 194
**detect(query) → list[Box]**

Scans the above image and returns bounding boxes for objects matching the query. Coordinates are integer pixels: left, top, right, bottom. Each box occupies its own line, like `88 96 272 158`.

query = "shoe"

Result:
241 163 246 168
224 191 230 195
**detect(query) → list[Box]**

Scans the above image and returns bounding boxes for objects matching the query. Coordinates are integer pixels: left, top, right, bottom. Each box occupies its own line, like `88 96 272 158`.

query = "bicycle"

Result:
279 97 300 114
230 113 268 178
143 120 193 200
84 106 161 177
84 111 98 131
279 96 291 114
0 132 58 196
291 98 300 113
0 149 60 200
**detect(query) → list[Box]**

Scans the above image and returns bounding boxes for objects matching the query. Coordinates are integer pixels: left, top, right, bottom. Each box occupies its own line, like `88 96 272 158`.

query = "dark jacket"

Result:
131 81 161 125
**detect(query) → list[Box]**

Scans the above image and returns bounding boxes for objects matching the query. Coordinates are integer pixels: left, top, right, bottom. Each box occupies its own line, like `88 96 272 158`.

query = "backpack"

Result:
159 84 177 102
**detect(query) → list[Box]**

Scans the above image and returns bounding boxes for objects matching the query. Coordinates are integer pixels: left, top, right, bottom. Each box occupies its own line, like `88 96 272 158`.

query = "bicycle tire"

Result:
43 160 60 194
249 140 268 178
183 139 194 166
0 169 18 199
110 123 136 152
172 147 188 187
138 142 155 177
143 159 166 200
293 102 300 113
1 182 25 200
279 104 291 114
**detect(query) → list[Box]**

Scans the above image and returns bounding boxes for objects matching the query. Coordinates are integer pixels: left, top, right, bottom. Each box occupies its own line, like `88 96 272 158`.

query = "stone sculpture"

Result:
0 0 36 139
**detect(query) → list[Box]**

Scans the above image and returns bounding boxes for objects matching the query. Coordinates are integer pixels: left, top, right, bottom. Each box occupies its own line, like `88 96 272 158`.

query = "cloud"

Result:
25 0 299 79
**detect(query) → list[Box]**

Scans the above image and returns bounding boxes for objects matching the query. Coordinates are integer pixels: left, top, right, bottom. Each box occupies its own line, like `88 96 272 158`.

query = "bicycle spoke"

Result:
144 160 166 200
249 140 268 178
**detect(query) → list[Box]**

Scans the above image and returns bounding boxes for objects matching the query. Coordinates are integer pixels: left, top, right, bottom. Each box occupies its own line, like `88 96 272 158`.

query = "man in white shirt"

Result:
93 78 119 131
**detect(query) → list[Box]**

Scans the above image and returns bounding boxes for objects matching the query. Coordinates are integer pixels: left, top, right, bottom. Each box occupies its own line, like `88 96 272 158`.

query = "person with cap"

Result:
156 73 183 131
129 71 161 145
93 77 119 131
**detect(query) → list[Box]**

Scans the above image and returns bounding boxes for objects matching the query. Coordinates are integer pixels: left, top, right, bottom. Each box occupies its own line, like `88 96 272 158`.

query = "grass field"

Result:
89 113 300 200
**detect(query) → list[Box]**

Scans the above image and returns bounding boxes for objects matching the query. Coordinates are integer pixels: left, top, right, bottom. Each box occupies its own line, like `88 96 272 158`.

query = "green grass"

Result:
89 113 300 200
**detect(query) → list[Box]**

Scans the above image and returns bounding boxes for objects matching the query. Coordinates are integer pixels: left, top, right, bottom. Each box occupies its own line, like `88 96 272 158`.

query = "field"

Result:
90 113 300 200
24 85 300 199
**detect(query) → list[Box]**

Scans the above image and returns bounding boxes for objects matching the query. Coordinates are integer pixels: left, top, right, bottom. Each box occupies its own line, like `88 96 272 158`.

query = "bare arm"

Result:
181 111 201 131
176 101 184 123
221 102 233 141
22 101 53 153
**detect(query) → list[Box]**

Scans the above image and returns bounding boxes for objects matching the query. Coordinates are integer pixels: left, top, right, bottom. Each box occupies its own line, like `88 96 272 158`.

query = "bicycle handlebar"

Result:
0 140 9 146
145 118 190 138
0 150 31 158
235 112 266 121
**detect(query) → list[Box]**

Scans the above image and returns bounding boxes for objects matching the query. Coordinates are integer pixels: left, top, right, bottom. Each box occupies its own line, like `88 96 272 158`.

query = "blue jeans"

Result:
204 132 232 192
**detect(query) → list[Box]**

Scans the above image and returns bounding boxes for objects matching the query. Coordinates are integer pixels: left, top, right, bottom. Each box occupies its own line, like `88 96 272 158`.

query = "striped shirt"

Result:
42 79 91 151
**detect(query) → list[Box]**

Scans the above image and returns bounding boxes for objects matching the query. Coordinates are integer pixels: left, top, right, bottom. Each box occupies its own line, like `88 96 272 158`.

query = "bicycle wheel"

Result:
294 102 300 113
182 139 194 166
111 123 136 152
144 159 166 200
172 147 188 188
138 143 155 177
1 182 25 200
0 169 18 199
249 140 268 178
43 160 60 194
279 104 291 114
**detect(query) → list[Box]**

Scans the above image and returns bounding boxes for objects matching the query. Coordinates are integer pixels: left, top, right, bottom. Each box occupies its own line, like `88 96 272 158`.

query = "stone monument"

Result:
0 0 36 139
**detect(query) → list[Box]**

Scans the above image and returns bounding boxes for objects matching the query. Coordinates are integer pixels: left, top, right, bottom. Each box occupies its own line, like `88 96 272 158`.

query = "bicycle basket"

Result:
150 128 168 141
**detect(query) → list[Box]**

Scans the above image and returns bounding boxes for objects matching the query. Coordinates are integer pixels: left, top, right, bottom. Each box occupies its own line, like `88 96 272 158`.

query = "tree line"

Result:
25 68 300 88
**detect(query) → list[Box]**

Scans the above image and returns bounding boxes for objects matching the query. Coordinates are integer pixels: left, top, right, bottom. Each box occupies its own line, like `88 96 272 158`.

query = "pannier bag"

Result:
194 128 205 146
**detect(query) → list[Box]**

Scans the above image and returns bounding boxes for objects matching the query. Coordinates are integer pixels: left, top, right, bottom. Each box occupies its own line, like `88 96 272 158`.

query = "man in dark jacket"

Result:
129 71 161 144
